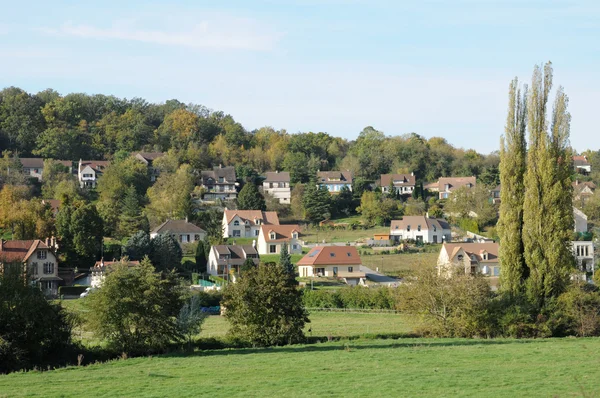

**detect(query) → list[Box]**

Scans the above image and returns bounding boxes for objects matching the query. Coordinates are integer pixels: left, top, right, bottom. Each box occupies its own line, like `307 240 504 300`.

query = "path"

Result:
361 265 401 286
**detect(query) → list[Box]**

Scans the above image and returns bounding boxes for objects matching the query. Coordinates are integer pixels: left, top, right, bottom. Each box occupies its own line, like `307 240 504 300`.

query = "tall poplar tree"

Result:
498 78 528 296
522 62 573 307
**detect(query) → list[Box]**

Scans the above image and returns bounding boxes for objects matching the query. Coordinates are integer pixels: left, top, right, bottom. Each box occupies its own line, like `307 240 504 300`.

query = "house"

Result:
19 158 44 181
90 259 140 288
490 185 501 204
574 207 588 234
200 165 237 201
262 171 291 204
78 159 110 188
207 244 259 277
379 173 416 195
42 199 61 216
222 210 280 238
437 176 476 199
437 242 500 283
0 239 61 297
133 152 165 182
150 219 207 245
572 241 595 277
390 216 451 244
573 155 591 175
317 171 353 193
256 225 303 255
573 181 596 206
297 246 366 285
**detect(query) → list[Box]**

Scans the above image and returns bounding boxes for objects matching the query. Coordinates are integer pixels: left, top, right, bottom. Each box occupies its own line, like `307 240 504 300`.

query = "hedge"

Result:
302 287 399 310
58 285 91 296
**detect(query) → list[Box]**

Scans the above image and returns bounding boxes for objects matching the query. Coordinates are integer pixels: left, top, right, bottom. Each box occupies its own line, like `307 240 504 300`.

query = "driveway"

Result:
361 265 401 286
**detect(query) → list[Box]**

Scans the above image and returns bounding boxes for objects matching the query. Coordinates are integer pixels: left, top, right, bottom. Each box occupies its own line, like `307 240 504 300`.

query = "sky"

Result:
0 0 598 154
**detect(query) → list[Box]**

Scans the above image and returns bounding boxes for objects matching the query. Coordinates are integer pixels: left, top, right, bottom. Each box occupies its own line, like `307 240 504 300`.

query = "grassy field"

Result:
360 252 438 278
3 338 600 397
301 226 390 244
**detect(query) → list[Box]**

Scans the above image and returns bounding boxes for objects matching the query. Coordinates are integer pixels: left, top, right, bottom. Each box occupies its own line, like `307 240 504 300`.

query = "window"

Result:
256 219 261 225
254 230 259 237
433 226 437 232
292 232 298 239
348 266 353 273
269 245 277 253
194 234 200 241
482 253 488 260
330 252 336 257
417 225 421 232
292 244 299 250
407 225 411 232
493 267 500 276
182 235 189 243
83 173 93 178
42 281 54 291
245 220 250 225
43 262 54 274
37 250 47 260
333 267 338 276
457 254 464 261
30 262 38 275
218 177 224 183
233 230 241 237
270 232 276 240
233 220 240 226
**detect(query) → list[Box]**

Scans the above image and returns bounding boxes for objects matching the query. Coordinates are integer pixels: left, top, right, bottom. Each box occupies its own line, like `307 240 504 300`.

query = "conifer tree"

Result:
498 77 528 296
279 242 293 276
237 182 266 210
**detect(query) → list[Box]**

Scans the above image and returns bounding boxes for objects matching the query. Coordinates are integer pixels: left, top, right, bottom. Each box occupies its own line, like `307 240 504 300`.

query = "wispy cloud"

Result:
43 15 280 51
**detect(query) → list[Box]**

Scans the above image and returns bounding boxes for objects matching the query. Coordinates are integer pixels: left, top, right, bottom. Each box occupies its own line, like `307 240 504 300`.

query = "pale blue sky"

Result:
0 0 598 153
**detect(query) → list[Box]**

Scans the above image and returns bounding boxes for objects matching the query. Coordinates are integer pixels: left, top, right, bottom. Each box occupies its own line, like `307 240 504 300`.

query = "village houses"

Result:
256 224 302 255
222 210 280 239
150 219 207 245
379 173 416 195
207 244 259 278
200 165 238 201
434 176 477 199
78 159 110 189
317 171 353 193
390 215 452 244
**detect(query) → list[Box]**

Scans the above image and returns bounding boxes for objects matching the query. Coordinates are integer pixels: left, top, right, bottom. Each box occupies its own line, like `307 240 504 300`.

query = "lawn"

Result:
3 338 600 397
301 226 390 244
360 251 438 278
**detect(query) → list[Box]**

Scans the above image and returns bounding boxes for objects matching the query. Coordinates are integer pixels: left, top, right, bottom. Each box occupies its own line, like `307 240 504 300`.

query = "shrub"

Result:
194 291 223 307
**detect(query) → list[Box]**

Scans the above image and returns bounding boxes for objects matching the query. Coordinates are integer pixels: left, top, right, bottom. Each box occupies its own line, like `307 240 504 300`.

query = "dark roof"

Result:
390 216 451 232
438 177 476 192
19 158 44 168
134 152 165 165
297 246 362 266
0 240 51 263
201 166 236 184
264 171 290 183
380 174 416 187
317 171 353 184
151 219 206 234
211 245 259 266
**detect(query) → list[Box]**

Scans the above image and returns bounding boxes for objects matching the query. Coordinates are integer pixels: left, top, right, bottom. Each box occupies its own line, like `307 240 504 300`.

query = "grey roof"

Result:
201 166 236 184
317 171 353 183
264 171 290 183
211 244 259 265
19 158 44 168
134 152 165 164
151 219 206 234
390 216 451 232
380 174 416 187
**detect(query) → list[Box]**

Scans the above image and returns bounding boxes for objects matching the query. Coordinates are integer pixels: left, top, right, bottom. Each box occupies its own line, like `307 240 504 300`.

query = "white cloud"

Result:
43 15 280 51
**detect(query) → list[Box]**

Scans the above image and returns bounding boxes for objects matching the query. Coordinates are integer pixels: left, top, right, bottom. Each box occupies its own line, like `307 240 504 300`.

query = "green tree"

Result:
237 182 266 210
303 183 331 224
279 242 293 276
124 230 153 261
176 294 209 350
333 185 355 217
146 164 195 225
222 262 309 346
116 185 149 239
86 258 185 353
150 233 183 272
195 239 208 274
56 202 103 267
522 62 574 307
498 77 528 296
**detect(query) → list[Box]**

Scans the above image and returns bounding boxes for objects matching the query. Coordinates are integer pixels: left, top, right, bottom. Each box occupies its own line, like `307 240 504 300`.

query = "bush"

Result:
302 287 397 310
58 285 91 297
193 291 223 307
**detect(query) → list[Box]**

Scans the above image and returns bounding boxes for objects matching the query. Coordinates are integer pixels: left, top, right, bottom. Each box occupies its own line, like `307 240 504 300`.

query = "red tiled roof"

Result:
0 240 50 263
260 225 301 242
225 210 280 225
380 174 416 187
297 246 362 266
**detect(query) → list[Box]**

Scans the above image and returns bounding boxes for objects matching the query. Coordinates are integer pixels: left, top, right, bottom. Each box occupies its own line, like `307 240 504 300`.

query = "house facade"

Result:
572 241 595 276
297 246 366 286
256 225 302 255
90 259 140 288
263 171 291 204
490 185 501 204
19 158 45 181
150 219 207 245
207 244 259 278
573 181 596 207
78 159 110 188
573 155 591 175
390 216 451 244
200 165 237 201
0 239 61 297
437 242 501 284
222 210 280 238
437 176 476 199
133 152 165 182
317 171 353 193
380 173 416 195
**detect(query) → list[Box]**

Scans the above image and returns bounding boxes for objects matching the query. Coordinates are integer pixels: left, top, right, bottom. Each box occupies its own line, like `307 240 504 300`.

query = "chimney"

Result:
252 239 256 248
45 238 49 246
426 212 430 219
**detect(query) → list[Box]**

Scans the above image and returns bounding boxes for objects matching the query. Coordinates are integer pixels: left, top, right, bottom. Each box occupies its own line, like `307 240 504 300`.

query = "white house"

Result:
256 225 302 255
573 155 592 175
207 244 259 278
150 219 207 245
78 159 110 189
437 242 501 287
380 173 416 195
222 210 280 238
297 246 366 285
572 241 595 277
263 171 291 204
390 216 452 244
0 239 62 297
90 259 140 288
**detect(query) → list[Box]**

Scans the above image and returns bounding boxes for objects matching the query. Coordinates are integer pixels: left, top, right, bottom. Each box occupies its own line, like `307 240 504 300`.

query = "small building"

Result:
207 244 259 278
297 246 366 286
574 207 588 234
90 259 140 288
437 176 476 199
200 165 238 201
437 242 500 282
222 210 280 238
390 216 451 244
490 185 501 205
317 171 353 193
573 155 591 175
573 181 596 207
19 158 45 181
0 239 62 297
379 173 416 195
150 219 207 245
78 159 110 189
256 225 302 255
572 241 595 276
262 171 291 204
133 152 165 182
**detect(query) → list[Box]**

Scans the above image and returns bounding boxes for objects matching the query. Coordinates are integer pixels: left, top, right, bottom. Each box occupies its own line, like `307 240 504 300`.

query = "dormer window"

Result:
395 225 398 229
457 254 464 261
218 177 224 183
270 232 276 240
407 225 411 232
330 252 336 257
471 255 477 261
417 225 421 232
245 220 250 225
482 252 488 260
292 232 298 239
433 226 437 232
256 219 261 225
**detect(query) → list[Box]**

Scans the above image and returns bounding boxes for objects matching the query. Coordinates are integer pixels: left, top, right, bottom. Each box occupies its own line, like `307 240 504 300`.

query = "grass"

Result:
3 338 600 397
360 252 438 278
302 226 390 244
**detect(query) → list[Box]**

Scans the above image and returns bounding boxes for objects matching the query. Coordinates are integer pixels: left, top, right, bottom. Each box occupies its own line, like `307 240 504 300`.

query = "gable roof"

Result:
380 174 416 187
438 176 476 192
134 152 165 164
297 246 362 266
264 171 290 183
442 242 499 263
151 219 206 234
79 160 110 173
260 225 301 242
317 171 353 184
201 166 236 184
19 158 44 168
573 155 591 167
0 240 51 263
92 259 140 271
211 244 259 266
573 181 596 193
390 216 451 232
225 210 280 226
